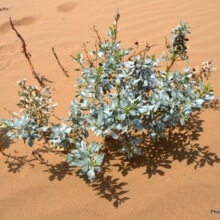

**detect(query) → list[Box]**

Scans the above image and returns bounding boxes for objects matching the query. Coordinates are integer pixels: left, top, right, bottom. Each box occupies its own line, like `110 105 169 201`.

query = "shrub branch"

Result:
52 47 69 77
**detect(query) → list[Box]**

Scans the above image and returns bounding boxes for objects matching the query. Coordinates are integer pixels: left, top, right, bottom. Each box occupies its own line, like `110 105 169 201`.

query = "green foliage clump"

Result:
2 79 56 146
1 14 216 181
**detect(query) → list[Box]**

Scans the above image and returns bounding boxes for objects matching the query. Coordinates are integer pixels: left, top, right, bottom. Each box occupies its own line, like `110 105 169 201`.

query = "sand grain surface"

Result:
0 0 220 219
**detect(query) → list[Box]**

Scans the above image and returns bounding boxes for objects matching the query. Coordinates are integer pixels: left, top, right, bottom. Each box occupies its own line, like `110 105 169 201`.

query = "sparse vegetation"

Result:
1 13 216 182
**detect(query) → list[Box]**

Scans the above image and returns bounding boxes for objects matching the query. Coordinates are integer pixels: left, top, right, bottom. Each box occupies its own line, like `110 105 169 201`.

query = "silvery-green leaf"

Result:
87 169 95 182
109 130 118 139
127 152 133 159
111 97 118 108
117 147 125 153
144 58 152 65
171 90 177 99
65 127 72 134
133 79 140 85
66 153 73 163
98 111 104 125
85 116 94 125
139 106 147 114
81 164 89 173
163 115 169 122
161 92 169 100
37 126 50 132
161 100 168 106
180 118 185 125
79 165 88 175
124 61 134 68
154 101 161 112
186 85 194 98
90 142 101 152
95 129 102 136
94 166 102 172
94 153 104 166
204 93 214 101
80 141 87 151
176 91 184 100
183 66 190 73
194 99 204 106
150 133 157 139
28 138 34 147
115 123 122 130
183 104 191 112
132 119 143 131
133 147 141 155
98 51 104 57
68 159 85 167
129 110 136 116
198 81 204 91
121 125 128 133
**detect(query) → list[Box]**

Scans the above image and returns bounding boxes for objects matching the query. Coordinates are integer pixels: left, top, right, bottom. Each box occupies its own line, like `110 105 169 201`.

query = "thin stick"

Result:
166 54 177 72
136 44 156 57
83 43 93 67
3 107 20 118
127 42 139 61
52 47 69 77
92 26 102 45
113 10 120 43
9 17 45 87
95 42 98 67
70 55 84 68
127 43 156 61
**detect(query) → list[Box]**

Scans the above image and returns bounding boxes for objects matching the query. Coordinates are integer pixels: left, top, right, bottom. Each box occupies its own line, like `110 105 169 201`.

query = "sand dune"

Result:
0 0 220 219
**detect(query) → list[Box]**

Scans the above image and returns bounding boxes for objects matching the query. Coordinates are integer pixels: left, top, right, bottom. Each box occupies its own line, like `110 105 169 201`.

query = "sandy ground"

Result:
0 0 220 219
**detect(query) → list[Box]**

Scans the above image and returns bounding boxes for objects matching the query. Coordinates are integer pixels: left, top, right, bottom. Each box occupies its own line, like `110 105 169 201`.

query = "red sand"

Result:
0 0 220 219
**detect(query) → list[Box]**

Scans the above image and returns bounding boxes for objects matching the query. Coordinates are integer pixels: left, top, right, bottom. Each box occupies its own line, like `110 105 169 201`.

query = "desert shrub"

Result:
1 14 215 182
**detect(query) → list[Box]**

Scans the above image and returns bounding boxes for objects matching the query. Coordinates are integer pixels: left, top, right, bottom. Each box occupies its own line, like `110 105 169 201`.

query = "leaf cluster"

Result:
2 79 57 146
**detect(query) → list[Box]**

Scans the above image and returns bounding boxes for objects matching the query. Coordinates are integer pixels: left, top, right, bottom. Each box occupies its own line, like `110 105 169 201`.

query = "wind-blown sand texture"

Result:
0 0 220 219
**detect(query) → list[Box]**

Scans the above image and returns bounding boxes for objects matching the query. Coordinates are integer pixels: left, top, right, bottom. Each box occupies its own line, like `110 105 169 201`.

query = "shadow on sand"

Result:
0 127 35 173
77 109 220 207
1 102 220 207
104 111 220 179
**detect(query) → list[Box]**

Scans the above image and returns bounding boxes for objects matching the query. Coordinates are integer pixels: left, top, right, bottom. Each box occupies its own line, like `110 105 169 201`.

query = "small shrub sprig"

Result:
2 79 57 146
1 14 215 182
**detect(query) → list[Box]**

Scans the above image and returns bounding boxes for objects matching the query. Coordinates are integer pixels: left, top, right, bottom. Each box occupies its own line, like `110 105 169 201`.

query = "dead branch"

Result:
92 26 102 45
165 36 171 49
3 107 20 118
136 43 156 57
70 54 84 68
127 43 156 61
9 17 45 87
113 10 120 43
52 47 69 77
95 42 98 67
83 43 93 67
127 42 139 61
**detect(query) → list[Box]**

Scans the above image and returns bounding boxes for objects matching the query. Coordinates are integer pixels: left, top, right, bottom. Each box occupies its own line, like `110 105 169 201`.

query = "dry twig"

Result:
52 47 69 77
9 17 45 87
92 26 102 45
83 43 93 67
3 108 19 118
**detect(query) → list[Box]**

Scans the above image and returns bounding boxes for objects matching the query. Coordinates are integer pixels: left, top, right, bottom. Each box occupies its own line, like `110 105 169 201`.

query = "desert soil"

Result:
0 0 220 219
